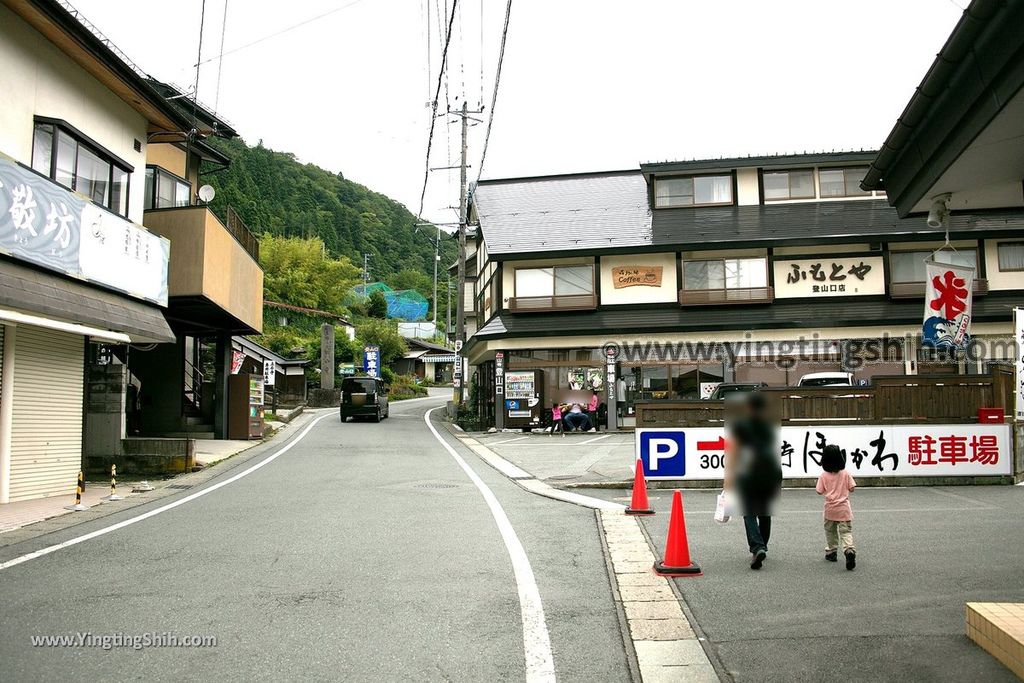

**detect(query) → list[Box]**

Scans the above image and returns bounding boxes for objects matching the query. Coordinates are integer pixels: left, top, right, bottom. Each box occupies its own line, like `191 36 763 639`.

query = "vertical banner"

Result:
262 359 276 387
363 345 380 378
1015 307 1024 422
231 351 245 374
923 259 974 350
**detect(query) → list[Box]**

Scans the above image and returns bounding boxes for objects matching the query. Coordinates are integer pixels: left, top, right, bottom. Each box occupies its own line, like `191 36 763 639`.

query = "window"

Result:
31 120 130 216
889 249 977 283
763 169 815 201
144 165 191 210
997 243 1024 271
514 265 594 297
818 167 870 198
654 174 733 208
683 258 767 290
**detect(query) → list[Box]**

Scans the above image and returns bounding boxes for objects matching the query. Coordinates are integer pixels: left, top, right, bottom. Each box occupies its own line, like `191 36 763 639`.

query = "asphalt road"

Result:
0 395 629 681
589 484 1024 682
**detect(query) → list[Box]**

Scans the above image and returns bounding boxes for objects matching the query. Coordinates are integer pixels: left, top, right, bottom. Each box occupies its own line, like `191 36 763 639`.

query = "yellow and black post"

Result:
105 464 123 501
64 470 89 511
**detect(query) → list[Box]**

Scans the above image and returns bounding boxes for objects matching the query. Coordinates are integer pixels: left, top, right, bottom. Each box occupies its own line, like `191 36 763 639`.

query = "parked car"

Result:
340 376 390 422
705 382 768 400
796 372 854 387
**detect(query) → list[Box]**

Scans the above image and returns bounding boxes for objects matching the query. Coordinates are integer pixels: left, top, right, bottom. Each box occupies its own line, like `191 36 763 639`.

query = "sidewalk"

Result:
470 430 634 485
0 436 266 535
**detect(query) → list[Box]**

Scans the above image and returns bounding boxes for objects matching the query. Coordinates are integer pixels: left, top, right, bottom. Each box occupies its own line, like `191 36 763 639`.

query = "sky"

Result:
69 0 966 226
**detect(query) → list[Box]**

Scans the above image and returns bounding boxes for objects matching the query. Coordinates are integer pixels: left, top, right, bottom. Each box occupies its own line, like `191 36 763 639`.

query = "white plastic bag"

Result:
714 490 735 524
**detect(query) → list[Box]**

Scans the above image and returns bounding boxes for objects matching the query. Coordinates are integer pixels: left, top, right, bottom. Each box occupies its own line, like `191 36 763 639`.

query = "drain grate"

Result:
165 484 192 490
415 483 458 489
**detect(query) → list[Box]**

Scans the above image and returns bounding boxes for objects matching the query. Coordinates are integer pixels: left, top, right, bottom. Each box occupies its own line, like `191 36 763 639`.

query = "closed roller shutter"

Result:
9 325 84 501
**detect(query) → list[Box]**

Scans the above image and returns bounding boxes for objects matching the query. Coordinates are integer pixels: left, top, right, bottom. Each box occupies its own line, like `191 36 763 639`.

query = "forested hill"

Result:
204 137 456 280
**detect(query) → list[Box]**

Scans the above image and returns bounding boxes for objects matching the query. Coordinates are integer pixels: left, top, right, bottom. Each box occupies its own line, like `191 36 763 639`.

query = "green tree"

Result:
356 319 407 365
260 235 360 313
367 290 388 319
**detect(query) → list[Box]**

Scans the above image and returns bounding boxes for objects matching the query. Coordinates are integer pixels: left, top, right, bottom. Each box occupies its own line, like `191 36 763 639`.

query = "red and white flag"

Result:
922 259 974 350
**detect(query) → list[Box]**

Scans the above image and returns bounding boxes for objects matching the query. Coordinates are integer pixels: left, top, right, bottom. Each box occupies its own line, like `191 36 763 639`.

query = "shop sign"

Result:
773 256 884 299
0 154 169 305
923 259 974 351
636 424 1012 480
611 265 663 288
231 351 245 374
263 360 276 386
363 345 380 378
1015 307 1024 421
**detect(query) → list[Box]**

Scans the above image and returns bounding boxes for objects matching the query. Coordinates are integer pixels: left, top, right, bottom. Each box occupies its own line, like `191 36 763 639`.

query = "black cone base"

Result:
653 559 703 577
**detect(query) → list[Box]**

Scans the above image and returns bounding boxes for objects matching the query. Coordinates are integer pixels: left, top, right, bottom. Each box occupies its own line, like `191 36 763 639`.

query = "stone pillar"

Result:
321 324 335 391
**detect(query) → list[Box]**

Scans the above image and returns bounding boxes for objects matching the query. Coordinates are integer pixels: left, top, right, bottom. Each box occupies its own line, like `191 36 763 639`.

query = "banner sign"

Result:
636 424 1012 480
611 265 663 288
363 345 380 378
773 256 885 298
231 351 245 374
262 359 276 387
1015 308 1024 421
923 259 974 350
0 155 169 305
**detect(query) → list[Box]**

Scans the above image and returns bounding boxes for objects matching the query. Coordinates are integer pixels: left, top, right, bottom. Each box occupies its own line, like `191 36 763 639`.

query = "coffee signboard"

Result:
611 265 663 288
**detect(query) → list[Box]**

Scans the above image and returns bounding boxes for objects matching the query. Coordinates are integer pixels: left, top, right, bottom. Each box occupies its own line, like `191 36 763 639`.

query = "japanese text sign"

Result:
363 345 380 378
773 256 885 298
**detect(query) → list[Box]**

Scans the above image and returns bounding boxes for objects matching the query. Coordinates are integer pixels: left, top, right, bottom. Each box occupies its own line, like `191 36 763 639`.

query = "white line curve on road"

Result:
0 412 335 572
424 407 557 683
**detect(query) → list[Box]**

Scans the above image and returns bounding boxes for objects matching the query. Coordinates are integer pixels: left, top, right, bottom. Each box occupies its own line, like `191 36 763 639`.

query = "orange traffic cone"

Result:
625 458 654 516
653 490 702 577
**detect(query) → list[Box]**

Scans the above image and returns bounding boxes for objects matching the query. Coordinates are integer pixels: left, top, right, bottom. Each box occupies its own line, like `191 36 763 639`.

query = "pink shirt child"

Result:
552 405 563 421
588 395 599 411
815 470 856 521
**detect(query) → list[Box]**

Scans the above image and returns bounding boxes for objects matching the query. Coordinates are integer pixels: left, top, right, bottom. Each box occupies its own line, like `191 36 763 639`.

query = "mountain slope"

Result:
204 137 456 281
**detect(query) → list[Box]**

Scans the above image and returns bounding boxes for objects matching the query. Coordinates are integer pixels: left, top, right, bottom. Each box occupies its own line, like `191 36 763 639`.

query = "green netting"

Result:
386 289 429 321
351 282 394 298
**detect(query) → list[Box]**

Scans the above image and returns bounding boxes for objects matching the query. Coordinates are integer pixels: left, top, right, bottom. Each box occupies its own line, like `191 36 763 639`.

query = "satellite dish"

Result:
197 185 215 203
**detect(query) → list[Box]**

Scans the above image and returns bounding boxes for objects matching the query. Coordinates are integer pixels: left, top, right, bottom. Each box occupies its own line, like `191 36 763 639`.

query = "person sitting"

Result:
550 403 565 437
563 402 590 432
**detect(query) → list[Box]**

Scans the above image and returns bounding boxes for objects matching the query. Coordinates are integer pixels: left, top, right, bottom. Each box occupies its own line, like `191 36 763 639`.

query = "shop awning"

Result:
0 258 175 343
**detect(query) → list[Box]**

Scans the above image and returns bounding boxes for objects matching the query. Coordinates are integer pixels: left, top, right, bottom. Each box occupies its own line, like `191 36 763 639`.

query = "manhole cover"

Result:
415 483 458 489
165 484 192 490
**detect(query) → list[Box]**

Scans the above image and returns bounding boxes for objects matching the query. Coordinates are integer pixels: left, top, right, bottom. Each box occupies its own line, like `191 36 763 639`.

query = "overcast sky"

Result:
71 0 965 226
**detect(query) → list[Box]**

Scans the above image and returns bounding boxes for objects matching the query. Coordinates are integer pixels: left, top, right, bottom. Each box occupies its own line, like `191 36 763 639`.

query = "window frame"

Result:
681 257 768 291
653 173 735 209
762 168 816 201
144 164 192 210
30 117 133 217
817 166 871 199
888 248 979 284
996 242 1024 272
513 264 595 298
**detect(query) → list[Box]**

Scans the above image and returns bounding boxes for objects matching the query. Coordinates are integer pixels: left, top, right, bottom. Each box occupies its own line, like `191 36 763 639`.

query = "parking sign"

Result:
636 429 687 478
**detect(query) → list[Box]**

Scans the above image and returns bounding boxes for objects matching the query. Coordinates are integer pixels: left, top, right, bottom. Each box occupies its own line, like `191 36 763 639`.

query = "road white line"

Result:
577 434 612 445
424 407 556 683
0 412 335 572
490 436 531 446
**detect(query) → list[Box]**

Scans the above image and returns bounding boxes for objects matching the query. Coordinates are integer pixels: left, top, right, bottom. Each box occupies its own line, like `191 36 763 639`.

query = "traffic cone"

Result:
64 471 89 511
625 458 654 516
653 490 702 577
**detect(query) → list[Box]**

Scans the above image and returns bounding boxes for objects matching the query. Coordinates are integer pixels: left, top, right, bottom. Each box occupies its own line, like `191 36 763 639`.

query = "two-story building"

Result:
461 151 1024 429
0 0 264 502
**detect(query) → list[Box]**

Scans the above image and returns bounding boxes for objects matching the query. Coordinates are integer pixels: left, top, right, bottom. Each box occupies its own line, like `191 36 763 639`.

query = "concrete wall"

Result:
146 143 188 180
143 207 264 332
84 362 126 458
0 4 149 223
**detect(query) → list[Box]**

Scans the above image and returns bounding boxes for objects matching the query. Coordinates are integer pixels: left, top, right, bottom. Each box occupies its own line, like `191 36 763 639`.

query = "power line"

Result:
213 0 229 112
195 0 369 67
476 0 512 184
416 0 459 221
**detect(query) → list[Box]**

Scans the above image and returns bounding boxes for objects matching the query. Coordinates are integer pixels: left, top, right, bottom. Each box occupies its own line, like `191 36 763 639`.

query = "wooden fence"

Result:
635 367 1013 427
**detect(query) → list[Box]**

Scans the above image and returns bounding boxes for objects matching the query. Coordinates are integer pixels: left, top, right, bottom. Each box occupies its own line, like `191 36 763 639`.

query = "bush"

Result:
388 373 427 401
380 366 397 385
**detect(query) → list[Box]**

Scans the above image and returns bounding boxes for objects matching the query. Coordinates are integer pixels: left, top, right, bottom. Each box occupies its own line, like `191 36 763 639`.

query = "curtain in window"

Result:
515 268 554 297
997 243 1024 271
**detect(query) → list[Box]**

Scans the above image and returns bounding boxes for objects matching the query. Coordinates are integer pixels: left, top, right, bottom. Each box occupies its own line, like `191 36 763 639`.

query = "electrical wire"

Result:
476 0 512 184
213 0 229 113
415 0 459 221
195 0 369 67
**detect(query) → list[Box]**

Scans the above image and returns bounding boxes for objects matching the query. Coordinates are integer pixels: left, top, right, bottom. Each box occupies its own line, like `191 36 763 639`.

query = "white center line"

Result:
0 412 335 572
424 407 556 683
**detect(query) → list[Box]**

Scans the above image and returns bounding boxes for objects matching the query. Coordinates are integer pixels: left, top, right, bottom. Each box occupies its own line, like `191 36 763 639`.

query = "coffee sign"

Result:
611 265 663 288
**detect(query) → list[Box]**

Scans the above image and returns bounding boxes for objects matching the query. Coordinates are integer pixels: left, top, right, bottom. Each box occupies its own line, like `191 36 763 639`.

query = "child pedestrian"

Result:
816 444 857 570
550 403 565 437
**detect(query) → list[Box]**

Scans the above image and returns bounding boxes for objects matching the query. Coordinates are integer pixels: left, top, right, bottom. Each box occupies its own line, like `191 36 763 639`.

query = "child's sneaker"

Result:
825 551 838 562
845 550 856 570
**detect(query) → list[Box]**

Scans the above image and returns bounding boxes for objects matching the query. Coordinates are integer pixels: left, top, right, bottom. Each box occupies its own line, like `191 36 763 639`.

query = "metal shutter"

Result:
9 325 84 501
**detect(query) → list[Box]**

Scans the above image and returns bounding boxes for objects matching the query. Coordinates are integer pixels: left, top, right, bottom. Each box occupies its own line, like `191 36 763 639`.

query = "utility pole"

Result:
454 100 469 406
362 253 371 287
446 272 452 345
432 225 440 328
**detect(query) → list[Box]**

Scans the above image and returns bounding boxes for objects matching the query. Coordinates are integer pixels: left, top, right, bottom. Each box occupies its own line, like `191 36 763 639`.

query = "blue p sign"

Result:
637 429 687 478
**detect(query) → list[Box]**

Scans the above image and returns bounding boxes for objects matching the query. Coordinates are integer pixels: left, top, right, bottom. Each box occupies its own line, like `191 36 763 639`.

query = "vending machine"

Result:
503 369 545 430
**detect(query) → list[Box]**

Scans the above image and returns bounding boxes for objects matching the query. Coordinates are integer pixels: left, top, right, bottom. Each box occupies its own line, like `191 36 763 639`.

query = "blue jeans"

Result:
744 515 772 554
564 412 589 431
